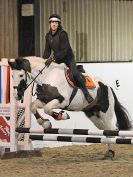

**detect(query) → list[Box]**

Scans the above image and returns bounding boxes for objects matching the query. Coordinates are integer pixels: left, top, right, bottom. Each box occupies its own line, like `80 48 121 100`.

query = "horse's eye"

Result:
20 74 23 77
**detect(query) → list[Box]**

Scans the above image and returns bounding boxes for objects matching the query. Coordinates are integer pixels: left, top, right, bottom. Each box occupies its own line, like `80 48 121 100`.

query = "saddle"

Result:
65 65 96 89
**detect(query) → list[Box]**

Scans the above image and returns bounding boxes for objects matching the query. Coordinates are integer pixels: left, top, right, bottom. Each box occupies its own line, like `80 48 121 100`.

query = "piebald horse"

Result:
8 56 132 158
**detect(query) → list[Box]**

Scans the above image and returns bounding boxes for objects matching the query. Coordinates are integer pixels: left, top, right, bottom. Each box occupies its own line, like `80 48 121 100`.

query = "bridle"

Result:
25 64 47 90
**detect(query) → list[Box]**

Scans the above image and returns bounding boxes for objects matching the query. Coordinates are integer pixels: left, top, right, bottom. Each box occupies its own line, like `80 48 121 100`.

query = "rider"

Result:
43 13 94 104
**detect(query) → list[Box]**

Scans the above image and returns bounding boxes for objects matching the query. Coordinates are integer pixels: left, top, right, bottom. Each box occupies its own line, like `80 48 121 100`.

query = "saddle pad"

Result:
65 69 96 89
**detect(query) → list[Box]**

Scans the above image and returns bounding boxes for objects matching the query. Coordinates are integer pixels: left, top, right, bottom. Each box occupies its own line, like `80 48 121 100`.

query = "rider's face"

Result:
50 21 59 31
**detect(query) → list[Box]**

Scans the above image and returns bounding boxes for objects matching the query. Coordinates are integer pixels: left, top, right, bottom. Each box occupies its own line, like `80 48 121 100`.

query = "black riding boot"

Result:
76 76 94 104
68 60 94 104
81 87 94 103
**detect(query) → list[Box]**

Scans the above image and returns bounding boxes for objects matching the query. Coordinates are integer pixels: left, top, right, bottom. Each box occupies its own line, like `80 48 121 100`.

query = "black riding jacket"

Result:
43 27 74 67
43 27 90 97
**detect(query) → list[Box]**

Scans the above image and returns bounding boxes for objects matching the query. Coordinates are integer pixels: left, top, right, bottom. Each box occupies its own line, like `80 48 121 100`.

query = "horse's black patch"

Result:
84 105 100 118
17 79 27 100
83 82 109 117
36 84 64 104
96 81 109 113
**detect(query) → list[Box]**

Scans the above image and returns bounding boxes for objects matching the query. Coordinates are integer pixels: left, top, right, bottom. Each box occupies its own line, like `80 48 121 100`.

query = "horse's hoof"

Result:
61 111 70 120
42 119 52 129
37 118 52 129
104 150 115 160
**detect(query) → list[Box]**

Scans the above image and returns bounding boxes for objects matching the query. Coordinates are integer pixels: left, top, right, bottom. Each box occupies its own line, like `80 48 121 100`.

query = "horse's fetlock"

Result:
104 150 115 160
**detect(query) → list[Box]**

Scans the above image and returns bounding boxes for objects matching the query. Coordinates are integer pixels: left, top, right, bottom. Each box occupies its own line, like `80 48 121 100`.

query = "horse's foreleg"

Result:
34 110 52 129
30 99 52 129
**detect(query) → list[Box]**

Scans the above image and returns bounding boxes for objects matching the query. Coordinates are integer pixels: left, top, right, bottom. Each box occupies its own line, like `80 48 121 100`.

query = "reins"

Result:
25 64 47 91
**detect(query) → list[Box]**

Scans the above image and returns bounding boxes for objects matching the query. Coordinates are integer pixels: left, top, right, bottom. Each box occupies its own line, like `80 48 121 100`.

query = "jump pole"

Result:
29 134 133 144
16 127 133 137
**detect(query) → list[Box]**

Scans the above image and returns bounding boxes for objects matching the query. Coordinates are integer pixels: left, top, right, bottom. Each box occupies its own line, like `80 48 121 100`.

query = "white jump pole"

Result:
10 65 17 152
16 127 133 137
30 134 133 144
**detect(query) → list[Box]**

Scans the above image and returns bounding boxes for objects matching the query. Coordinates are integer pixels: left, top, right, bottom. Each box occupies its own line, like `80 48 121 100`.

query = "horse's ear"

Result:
8 60 17 69
8 58 24 70
16 58 31 72
22 59 31 72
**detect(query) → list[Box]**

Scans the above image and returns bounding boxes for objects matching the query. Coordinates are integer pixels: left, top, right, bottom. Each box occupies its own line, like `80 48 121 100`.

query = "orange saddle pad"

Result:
84 75 96 89
65 69 96 89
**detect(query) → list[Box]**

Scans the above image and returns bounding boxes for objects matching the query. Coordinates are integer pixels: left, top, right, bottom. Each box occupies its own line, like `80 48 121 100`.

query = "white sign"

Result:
22 4 34 16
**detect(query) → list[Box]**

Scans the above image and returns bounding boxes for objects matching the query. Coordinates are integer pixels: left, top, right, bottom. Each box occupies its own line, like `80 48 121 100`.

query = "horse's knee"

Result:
30 100 43 114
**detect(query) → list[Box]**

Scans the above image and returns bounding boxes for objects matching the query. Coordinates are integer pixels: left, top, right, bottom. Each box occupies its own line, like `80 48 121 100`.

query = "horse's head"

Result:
8 58 31 101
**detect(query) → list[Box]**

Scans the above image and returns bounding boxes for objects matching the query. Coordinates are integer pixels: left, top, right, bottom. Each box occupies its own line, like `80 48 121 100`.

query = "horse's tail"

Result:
111 87 132 130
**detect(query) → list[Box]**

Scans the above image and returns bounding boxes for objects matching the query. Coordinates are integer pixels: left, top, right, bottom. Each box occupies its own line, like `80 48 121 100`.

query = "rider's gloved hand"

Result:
45 57 55 67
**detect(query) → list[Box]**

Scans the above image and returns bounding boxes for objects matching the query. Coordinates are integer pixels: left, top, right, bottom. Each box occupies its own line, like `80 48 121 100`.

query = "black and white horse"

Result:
8 56 132 158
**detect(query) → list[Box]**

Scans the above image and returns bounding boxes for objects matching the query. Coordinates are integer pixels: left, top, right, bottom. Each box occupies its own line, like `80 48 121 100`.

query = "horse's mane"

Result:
23 56 46 63
23 56 67 69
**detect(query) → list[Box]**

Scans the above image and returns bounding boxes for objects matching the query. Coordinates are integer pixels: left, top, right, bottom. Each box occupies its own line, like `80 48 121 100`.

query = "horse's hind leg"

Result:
50 110 70 120
84 105 116 159
30 99 52 129
99 113 116 159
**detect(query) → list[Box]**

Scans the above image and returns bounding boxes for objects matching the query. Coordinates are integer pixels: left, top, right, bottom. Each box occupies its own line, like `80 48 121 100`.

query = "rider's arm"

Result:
43 34 51 59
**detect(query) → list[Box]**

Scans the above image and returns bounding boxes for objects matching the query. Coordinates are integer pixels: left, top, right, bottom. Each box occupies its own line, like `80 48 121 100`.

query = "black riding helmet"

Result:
49 14 61 23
